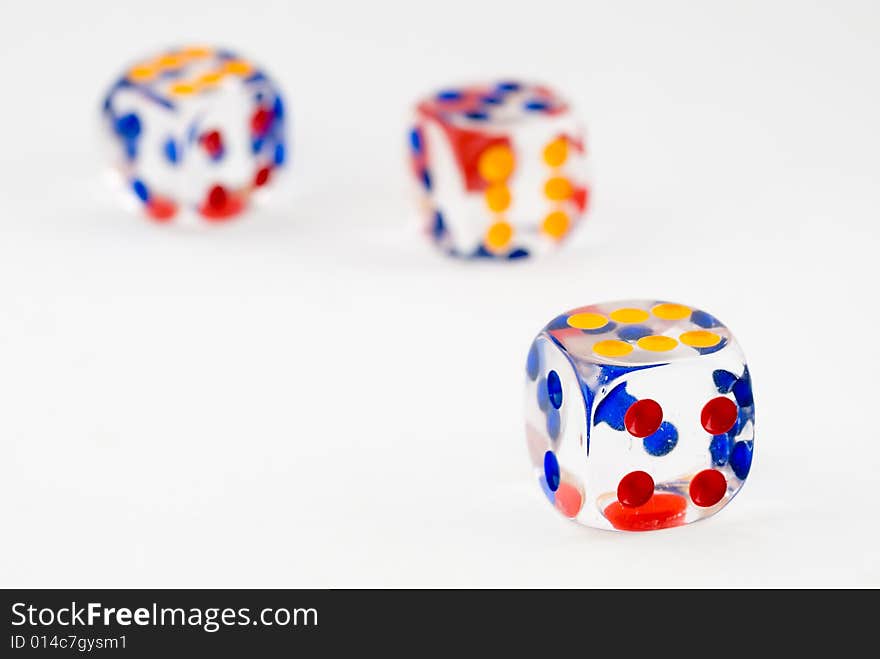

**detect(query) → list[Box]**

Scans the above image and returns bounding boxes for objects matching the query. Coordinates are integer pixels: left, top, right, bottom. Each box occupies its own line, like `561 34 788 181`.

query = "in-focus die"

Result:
101 46 287 223
408 81 590 259
525 300 754 531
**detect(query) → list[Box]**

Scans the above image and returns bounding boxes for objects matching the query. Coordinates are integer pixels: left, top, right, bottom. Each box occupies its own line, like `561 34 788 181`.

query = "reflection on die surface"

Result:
409 81 590 259
526 300 755 531
102 46 287 224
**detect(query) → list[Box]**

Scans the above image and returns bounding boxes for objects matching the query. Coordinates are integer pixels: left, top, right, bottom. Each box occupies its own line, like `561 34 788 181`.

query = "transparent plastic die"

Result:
525 300 754 531
408 80 590 259
101 45 287 225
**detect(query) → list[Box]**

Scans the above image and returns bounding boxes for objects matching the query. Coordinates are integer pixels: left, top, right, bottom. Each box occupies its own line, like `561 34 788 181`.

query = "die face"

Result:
102 46 286 223
544 300 734 366
525 300 754 531
409 81 590 259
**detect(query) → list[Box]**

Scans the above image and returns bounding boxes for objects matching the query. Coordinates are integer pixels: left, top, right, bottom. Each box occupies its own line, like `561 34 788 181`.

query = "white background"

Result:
1 0 878 587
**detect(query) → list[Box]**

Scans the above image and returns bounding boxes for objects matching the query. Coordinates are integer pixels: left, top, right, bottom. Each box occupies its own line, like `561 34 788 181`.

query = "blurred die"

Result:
102 45 287 224
408 81 590 259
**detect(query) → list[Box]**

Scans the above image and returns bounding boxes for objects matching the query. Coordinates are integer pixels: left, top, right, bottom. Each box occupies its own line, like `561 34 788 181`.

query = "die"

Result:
101 46 286 223
408 81 590 259
525 300 754 531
